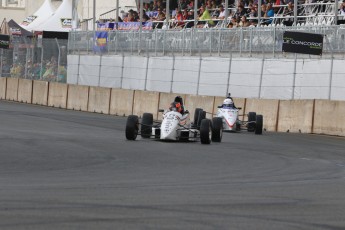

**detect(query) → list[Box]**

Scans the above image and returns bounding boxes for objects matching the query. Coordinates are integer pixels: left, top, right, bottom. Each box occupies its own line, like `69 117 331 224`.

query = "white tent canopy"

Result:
35 0 73 32
20 0 55 31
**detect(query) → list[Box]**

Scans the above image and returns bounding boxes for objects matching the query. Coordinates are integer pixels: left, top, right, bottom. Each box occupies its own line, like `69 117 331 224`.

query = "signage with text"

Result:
282 31 323 55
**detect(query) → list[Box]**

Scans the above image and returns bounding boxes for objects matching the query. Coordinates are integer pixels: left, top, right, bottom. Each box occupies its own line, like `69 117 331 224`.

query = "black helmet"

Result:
174 96 183 105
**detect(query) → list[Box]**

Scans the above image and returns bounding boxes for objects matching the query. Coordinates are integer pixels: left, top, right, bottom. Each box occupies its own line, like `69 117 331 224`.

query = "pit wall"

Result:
0 77 344 137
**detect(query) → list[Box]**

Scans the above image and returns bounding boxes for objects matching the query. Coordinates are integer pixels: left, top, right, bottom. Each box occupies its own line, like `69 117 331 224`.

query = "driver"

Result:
169 96 185 114
222 94 237 109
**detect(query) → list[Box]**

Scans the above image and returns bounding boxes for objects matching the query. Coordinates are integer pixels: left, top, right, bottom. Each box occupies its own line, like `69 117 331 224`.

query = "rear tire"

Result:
211 117 223 142
193 108 203 128
141 113 153 138
197 110 206 130
200 119 212 144
126 115 139 140
255 115 263 135
247 112 256 132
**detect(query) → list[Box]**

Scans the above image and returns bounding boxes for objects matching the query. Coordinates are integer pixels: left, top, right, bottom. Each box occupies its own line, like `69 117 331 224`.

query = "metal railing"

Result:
68 25 345 57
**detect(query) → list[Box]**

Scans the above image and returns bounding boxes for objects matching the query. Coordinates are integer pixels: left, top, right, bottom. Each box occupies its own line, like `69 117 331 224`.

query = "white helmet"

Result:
223 98 233 106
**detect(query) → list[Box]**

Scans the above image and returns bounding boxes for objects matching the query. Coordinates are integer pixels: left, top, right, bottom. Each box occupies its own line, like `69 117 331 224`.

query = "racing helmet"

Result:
223 98 234 107
174 96 183 105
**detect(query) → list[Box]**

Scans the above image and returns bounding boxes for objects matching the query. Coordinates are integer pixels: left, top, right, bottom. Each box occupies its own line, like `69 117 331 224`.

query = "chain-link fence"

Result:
0 37 68 83
68 25 345 58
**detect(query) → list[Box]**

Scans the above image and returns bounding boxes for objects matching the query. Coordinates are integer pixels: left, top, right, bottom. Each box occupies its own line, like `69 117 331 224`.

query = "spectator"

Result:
283 2 294 26
248 4 258 24
174 9 186 28
216 5 226 19
10 63 23 78
238 15 250 27
1 60 11 77
339 1 345 15
42 62 57 81
197 5 215 27
233 5 246 22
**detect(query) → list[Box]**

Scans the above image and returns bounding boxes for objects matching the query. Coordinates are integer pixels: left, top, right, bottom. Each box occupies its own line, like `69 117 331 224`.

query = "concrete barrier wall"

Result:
18 79 33 103
109 89 134 116
88 86 111 114
313 100 345 136
67 84 89 111
32 81 49 105
48 82 68 108
0 77 6 100
245 99 279 132
133 90 160 119
1 78 344 137
277 100 314 133
185 94 215 120
6 77 19 101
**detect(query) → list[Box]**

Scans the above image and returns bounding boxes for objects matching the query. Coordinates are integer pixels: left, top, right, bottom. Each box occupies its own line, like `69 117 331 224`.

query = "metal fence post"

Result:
329 52 334 100
259 57 265 98
40 47 44 80
170 54 175 93
55 38 61 82
240 28 243 56
196 54 202 95
144 55 149 91
98 55 102 87
77 54 81 85
292 53 297 100
120 53 124 89
226 53 232 95
0 49 3 77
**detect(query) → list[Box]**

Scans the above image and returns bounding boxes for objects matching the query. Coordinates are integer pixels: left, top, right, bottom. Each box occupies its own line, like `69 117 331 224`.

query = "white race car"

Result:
216 95 263 135
125 106 223 144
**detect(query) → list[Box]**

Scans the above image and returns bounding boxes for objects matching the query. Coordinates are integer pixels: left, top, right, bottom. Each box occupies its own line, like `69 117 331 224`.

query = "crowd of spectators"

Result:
100 0 345 30
1 56 67 83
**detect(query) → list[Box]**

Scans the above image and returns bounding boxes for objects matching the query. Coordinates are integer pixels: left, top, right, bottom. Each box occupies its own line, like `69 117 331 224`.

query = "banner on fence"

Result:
0 34 10 49
282 31 323 55
93 31 108 52
97 22 153 31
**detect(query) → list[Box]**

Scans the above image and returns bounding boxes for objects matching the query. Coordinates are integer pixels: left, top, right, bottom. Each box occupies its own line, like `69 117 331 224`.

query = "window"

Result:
1 0 25 7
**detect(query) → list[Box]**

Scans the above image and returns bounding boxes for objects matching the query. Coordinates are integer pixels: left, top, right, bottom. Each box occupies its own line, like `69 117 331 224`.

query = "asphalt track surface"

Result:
0 100 345 230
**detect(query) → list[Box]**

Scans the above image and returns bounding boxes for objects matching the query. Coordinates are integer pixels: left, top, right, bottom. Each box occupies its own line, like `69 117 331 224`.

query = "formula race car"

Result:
125 105 223 144
216 94 263 134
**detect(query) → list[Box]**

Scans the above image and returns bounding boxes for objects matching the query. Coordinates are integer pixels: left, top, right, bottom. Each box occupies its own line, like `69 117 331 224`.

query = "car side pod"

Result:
200 119 212 144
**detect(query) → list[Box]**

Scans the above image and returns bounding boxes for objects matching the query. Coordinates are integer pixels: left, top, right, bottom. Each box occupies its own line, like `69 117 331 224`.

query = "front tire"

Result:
126 115 139 140
141 113 153 138
247 112 256 132
212 117 223 142
200 119 212 144
255 115 263 135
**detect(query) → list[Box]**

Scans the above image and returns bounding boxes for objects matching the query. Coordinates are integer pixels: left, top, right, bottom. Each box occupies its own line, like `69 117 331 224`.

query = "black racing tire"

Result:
247 112 256 132
197 110 206 130
126 115 139 140
193 108 203 128
141 113 153 138
200 119 212 144
255 114 263 135
211 117 223 142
